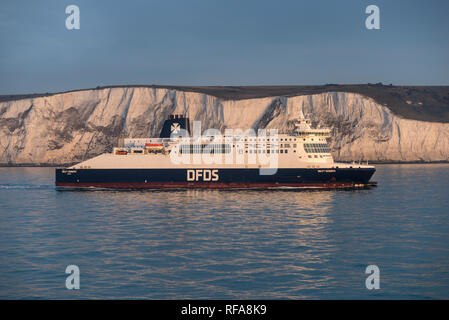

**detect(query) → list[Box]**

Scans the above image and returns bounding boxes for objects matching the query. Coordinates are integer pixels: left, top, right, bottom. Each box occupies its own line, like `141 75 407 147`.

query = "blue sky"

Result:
0 0 448 94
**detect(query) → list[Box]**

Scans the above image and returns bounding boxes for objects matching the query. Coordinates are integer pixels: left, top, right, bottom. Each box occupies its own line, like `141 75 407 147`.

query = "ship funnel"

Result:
159 114 191 138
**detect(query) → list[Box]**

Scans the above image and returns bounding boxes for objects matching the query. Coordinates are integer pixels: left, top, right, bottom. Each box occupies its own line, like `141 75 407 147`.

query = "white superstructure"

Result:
70 114 374 171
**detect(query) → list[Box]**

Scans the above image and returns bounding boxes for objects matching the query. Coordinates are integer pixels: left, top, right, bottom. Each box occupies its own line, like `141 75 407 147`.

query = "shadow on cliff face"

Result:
49 107 126 161
0 104 33 133
308 112 392 158
50 107 87 143
253 98 286 131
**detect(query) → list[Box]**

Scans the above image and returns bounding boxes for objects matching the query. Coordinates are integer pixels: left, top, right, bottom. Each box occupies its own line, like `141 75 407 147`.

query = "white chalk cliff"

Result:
0 87 448 165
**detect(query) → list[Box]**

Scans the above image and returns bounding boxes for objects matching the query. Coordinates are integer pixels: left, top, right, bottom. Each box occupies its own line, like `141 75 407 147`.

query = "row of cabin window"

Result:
243 137 324 142
179 144 296 154
244 143 297 148
244 138 296 142
297 132 329 136
179 149 294 154
180 144 231 154
308 155 328 158
244 149 294 154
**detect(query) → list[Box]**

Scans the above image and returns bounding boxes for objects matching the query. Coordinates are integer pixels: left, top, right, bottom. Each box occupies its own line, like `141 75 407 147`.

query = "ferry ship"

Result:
55 114 376 189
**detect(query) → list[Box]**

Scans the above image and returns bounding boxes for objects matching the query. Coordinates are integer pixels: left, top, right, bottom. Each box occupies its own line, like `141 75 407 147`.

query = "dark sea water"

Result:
0 164 448 299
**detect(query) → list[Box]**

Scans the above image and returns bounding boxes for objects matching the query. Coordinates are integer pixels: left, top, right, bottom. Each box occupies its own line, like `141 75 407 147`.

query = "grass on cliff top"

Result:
1 84 449 123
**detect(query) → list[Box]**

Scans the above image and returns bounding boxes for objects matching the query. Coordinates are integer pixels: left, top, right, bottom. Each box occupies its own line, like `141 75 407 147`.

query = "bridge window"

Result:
303 143 331 153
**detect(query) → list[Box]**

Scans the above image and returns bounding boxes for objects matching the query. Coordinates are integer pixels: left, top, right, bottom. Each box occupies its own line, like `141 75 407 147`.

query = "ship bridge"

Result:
293 117 331 138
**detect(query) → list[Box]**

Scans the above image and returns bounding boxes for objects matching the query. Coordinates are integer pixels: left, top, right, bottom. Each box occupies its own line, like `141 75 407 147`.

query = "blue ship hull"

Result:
55 167 376 189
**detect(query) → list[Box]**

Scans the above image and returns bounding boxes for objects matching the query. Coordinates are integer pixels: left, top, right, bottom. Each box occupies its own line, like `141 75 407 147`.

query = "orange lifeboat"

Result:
145 143 164 150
